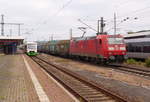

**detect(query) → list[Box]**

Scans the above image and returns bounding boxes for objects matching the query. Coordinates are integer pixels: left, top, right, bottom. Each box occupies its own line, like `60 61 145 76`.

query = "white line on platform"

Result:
40 67 80 102
22 55 50 102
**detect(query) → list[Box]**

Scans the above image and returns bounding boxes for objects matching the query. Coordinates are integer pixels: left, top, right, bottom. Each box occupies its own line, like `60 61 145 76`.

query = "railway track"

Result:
40 53 150 78
31 56 129 102
110 64 150 77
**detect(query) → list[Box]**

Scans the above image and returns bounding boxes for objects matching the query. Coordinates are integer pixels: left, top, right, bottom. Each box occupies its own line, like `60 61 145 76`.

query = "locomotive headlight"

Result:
109 52 112 55
108 47 114 51
122 52 125 54
120 47 126 50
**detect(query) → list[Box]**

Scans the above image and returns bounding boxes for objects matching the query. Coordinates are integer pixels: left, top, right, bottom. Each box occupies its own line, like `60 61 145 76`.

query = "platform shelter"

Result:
0 36 24 54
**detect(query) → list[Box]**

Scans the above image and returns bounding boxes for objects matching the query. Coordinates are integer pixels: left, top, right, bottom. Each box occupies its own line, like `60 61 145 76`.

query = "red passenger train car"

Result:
69 34 126 63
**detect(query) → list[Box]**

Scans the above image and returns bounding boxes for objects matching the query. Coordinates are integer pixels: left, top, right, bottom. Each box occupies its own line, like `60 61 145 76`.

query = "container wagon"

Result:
55 40 70 56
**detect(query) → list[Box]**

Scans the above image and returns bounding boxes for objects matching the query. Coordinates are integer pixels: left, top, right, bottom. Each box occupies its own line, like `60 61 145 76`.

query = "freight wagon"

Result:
56 40 70 56
49 40 59 55
38 40 70 56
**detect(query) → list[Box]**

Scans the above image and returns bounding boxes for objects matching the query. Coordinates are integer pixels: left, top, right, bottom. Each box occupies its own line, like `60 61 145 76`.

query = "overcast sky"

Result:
0 0 150 41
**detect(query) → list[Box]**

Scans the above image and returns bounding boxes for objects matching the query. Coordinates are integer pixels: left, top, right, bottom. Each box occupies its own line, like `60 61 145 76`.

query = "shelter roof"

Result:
0 36 24 45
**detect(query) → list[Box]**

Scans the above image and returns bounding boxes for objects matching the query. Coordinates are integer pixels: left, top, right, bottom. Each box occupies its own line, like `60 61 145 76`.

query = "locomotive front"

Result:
97 34 126 63
26 42 38 56
106 35 126 62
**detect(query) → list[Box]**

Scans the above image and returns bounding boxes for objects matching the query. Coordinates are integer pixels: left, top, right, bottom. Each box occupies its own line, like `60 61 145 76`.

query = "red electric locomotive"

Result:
69 34 126 63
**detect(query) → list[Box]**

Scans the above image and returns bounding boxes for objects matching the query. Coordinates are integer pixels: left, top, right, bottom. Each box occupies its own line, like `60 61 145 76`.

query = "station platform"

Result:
1 54 150 102
0 55 39 102
0 54 76 102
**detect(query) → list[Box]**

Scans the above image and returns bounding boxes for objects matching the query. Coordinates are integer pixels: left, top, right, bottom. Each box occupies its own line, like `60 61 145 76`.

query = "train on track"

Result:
25 42 38 56
38 34 127 64
124 31 150 59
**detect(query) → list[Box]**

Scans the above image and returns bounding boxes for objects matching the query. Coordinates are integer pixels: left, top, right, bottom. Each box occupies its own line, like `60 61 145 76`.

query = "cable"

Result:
108 5 150 23
114 0 132 8
53 0 73 16
32 0 73 32
106 5 150 32
78 19 97 32
120 6 150 18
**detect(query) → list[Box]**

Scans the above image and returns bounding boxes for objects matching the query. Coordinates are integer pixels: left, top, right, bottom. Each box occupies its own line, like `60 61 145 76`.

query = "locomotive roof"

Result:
72 36 96 41
72 34 122 41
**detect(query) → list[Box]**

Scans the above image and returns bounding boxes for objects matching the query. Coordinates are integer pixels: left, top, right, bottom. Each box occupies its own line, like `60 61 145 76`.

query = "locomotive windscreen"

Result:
27 44 37 49
108 38 124 44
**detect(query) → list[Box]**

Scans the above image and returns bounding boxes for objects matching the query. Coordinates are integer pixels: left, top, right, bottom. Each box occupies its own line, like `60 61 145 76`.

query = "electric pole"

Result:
51 34 53 41
1 14 4 36
97 20 100 34
9 29 12 36
97 17 105 35
100 17 104 34
70 29 72 40
18 24 21 36
6 23 23 36
0 14 23 36
114 13 117 35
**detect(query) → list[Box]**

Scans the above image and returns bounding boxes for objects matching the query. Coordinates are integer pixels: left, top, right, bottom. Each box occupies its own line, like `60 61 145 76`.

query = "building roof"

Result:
124 38 150 43
0 36 24 45
123 31 150 38
0 36 24 40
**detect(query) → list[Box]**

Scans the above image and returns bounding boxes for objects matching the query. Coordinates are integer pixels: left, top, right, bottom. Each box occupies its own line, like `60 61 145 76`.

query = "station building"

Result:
0 36 24 54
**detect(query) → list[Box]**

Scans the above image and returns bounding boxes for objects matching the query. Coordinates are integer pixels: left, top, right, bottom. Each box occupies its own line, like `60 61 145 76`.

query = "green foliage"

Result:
0 96 5 100
145 58 150 67
137 61 144 66
126 59 137 64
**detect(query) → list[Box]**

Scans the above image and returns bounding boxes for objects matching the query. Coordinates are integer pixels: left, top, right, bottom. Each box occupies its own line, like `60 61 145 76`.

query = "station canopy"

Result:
0 36 24 45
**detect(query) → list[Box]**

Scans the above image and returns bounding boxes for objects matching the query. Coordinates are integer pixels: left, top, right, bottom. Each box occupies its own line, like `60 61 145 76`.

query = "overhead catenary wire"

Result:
105 4 150 33
107 5 150 23
78 19 97 32
32 0 73 32
114 0 133 8
29 0 150 39
53 0 73 16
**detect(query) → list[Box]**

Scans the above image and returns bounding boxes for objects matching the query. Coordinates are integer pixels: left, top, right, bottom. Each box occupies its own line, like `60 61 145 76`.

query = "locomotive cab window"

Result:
27 44 36 49
108 37 124 44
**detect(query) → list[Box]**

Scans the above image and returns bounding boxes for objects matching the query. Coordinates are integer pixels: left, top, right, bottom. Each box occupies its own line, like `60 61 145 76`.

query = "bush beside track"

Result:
125 58 150 68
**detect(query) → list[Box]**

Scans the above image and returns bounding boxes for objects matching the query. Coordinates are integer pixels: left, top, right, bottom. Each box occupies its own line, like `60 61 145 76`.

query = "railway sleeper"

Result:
86 97 114 102
70 85 90 89
73 87 95 91
76 89 98 93
79 92 104 96
84 94 106 98
93 100 117 102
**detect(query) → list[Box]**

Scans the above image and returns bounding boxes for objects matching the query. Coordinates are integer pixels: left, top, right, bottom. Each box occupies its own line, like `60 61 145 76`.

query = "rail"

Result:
31 56 131 102
110 64 150 77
